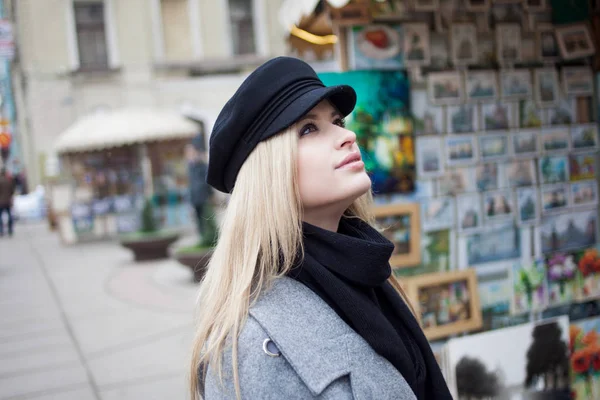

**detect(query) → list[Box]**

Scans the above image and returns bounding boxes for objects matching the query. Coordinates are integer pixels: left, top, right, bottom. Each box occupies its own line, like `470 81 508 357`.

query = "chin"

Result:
346 171 372 200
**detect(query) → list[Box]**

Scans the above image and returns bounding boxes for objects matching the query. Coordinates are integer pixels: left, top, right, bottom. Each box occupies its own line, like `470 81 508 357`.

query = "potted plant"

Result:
174 203 217 282
119 198 180 261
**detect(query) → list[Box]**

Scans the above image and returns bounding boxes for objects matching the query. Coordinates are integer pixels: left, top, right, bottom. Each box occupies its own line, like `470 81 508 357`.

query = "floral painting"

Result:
570 317 600 400
546 252 582 306
576 248 600 300
511 259 548 314
319 71 414 194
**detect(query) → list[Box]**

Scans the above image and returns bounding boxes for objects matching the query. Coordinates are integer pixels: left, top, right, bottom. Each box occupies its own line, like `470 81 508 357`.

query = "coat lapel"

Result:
249 277 355 396
249 277 415 399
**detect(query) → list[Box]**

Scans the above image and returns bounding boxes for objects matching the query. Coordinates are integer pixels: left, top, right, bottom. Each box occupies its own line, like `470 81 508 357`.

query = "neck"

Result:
302 208 344 232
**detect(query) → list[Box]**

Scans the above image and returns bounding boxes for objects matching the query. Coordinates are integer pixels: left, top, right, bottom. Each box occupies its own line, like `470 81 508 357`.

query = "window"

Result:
228 0 256 55
74 2 109 70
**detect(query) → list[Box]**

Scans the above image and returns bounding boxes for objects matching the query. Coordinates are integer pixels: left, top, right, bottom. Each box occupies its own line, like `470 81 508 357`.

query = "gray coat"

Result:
203 277 417 399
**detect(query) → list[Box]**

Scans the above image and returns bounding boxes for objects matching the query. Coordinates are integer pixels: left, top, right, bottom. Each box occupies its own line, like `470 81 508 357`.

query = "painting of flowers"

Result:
570 317 600 400
546 252 582 306
576 249 600 300
511 259 548 314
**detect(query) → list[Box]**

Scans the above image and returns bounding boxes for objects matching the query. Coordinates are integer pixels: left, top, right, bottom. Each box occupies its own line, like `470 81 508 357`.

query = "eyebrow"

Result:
298 110 342 122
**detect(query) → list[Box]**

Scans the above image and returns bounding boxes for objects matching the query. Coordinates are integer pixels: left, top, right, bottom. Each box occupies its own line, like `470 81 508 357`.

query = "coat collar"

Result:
249 277 354 396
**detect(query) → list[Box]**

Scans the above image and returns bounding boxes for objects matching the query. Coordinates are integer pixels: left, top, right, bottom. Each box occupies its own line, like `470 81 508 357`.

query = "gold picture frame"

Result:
404 269 482 341
373 203 421 268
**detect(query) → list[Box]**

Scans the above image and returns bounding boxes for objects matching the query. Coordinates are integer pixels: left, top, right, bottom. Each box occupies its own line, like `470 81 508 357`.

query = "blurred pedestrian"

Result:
185 134 212 241
0 168 15 237
189 57 451 400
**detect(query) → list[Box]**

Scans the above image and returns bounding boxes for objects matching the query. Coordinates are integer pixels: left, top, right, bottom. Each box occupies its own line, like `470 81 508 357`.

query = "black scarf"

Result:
289 217 452 400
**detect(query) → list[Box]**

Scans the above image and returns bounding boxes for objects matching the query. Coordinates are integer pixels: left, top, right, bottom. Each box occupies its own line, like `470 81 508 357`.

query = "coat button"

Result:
262 338 281 357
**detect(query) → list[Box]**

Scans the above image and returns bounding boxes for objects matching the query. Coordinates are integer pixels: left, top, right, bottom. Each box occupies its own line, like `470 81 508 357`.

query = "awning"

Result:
279 0 351 31
54 108 199 154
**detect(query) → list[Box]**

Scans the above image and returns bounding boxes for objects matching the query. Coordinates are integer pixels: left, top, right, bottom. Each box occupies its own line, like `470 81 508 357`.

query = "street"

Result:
0 222 198 400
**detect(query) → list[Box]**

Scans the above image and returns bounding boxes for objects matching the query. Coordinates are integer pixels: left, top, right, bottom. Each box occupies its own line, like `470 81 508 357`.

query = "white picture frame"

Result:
428 71 464 105
451 23 478 65
466 70 498 102
404 23 431 67
496 23 522 65
555 23 596 60
534 68 560 108
562 67 594 96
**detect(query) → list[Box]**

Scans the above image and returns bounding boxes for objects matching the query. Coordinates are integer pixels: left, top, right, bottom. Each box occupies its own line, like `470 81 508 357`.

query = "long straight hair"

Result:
189 126 412 399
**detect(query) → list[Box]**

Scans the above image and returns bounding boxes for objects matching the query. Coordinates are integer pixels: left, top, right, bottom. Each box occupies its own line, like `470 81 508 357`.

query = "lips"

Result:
336 152 362 169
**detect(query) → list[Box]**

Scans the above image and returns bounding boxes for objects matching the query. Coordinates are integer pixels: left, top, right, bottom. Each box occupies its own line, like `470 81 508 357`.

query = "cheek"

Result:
297 146 332 207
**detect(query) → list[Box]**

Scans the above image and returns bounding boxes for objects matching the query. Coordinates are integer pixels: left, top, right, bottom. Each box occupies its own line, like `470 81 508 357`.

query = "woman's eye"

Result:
299 123 317 137
334 118 346 128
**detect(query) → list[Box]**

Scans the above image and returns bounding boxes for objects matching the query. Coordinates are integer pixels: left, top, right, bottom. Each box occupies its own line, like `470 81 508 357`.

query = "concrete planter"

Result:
174 249 213 282
120 232 180 262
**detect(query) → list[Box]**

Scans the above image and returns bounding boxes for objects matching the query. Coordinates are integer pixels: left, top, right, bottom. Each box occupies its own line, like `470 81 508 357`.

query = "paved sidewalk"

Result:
0 222 199 400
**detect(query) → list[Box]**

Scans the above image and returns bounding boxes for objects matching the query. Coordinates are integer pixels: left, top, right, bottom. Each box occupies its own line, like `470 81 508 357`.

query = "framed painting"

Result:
373 202 421 268
404 269 483 340
319 70 414 194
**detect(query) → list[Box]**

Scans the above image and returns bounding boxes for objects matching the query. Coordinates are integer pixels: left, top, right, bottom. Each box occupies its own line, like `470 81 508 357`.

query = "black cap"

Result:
206 56 357 193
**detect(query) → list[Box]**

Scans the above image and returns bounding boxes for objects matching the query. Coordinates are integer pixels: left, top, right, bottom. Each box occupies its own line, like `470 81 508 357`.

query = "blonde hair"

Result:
189 126 410 399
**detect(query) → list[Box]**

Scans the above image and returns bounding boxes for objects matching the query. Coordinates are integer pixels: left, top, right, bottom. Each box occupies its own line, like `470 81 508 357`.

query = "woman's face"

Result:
296 100 371 217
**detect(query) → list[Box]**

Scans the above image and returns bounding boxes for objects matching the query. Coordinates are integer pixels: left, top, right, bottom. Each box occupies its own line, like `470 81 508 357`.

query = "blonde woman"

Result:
190 57 452 400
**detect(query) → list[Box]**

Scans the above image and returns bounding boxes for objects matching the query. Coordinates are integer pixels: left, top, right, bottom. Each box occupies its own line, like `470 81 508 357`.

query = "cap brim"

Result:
260 85 356 141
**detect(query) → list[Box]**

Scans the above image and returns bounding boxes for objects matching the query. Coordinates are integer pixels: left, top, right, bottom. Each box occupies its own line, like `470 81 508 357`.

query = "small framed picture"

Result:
447 105 477 134
569 152 597 182
482 102 512 131
545 97 575 127
570 124 599 152
562 67 594 96
437 167 476 196
404 23 431 67
483 189 514 222
416 136 445 177
516 187 539 225
496 23 522 64
348 25 404 70
404 269 482 341
478 36 496 66
457 193 482 232
373 203 421 268
451 23 478 65
445 135 477 165
512 131 539 157
428 71 464 105
537 23 560 61
430 34 451 69
521 36 537 63
534 68 560 108
570 180 598 208
541 184 570 214
479 134 510 161
500 70 532 100
465 0 491 11
539 155 570 184
540 128 570 153
475 163 503 192
466 70 498 102
555 23 596 60
518 100 542 129
412 90 443 135
421 197 456 231
414 0 440 11
523 0 546 12
507 159 537 187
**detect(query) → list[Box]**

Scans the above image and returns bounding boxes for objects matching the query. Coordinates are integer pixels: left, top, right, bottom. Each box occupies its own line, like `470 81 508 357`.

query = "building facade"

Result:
14 0 288 186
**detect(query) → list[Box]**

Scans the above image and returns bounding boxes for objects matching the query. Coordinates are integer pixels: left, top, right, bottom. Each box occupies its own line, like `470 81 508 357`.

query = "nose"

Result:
336 127 357 149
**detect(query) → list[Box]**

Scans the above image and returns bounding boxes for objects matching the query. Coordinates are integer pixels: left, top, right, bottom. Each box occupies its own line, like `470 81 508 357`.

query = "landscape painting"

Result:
319 71 414 194
571 317 600 400
540 209 597 254
447 317 570 399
